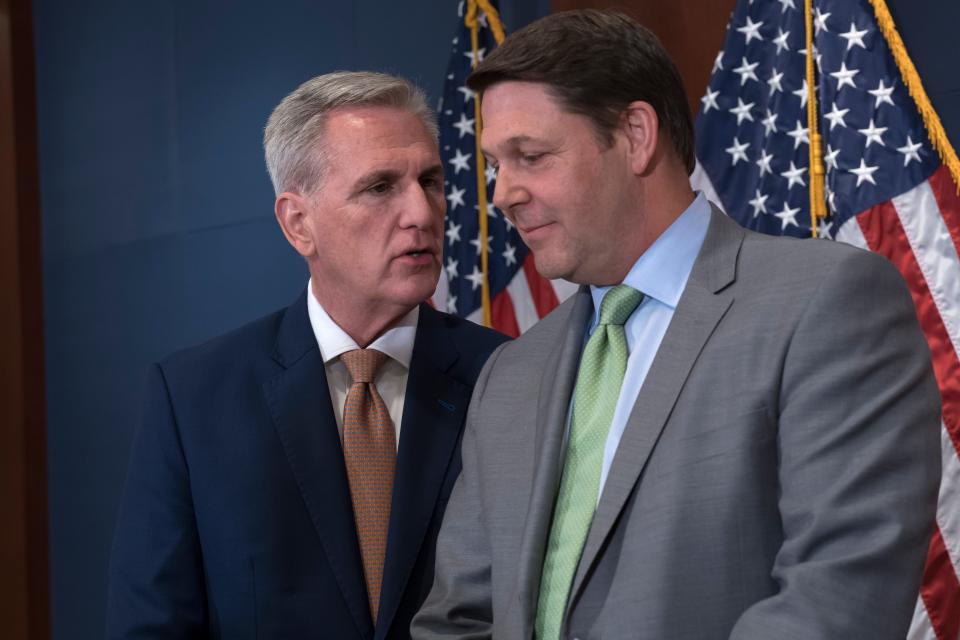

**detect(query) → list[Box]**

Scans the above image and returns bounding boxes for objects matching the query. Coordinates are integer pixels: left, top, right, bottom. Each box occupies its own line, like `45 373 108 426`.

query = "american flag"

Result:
692 0 960 638
431 0 577 336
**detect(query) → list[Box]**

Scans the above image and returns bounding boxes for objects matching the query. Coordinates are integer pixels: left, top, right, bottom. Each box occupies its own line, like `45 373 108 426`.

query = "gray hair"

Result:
263 71 439 196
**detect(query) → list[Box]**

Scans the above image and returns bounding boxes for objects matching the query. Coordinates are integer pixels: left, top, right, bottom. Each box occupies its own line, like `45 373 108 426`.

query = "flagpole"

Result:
465 0 505 328
804 0 827 237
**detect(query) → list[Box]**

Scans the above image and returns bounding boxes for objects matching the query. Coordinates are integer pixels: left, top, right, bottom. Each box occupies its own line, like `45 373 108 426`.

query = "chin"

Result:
395 273 441 307
531 252 575 282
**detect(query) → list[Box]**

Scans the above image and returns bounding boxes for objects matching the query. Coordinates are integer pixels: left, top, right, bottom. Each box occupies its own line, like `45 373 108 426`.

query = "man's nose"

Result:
491 166 526 221
400 182 442 230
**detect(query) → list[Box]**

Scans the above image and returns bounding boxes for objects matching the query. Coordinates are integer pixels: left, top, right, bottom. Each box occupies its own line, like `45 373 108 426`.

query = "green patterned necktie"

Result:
535 284 644 640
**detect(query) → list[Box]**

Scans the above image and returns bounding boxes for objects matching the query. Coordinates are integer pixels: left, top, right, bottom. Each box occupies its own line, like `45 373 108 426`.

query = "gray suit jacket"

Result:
411 208 941 639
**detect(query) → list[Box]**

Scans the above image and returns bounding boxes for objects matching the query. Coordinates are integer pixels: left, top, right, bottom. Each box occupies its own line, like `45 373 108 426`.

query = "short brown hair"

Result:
467 9 695 174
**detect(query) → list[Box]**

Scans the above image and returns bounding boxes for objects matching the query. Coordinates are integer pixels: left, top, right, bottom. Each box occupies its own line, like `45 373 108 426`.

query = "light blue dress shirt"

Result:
579 192 712 497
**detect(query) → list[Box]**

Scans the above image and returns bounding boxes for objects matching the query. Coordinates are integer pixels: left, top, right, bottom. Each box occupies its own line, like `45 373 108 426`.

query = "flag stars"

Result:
830 62 860 90
786 120 810 149
774 202 801 230
773 29 790 54
448 148 472 174
484 163 497 185
748 189 769 217
869 80 895 108
756 149 775 176
725 137 750 165
737 16 765 44
729 98 755 125
778 0 796 13
446 257 459 279
780 161 807 189
839 22 869 51
457 85 475 103
814 8 831 34
445 294 458 313
465 265 485 290
701 88 720 113
445 220 462 244
452 112 475 138
469 233 491 256
502 242 517 266
824 144 841 172
767 70 785 95
823 103 850 130
463 47 486 66
475 202 498 218
446 185 466 210
792 79 809 108
849 158 879 186
761 109 778 135
713 51 724 72
858 118 888 148
898 135 923 166
733 56 760 86
817 217 834 238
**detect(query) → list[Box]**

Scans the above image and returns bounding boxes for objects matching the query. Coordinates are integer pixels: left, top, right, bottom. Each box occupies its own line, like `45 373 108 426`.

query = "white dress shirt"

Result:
577 192 712 498
306 280 418 449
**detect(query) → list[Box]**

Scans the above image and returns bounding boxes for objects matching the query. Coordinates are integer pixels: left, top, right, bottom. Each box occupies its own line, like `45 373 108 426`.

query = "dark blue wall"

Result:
888 0 960 150
32 1 547 638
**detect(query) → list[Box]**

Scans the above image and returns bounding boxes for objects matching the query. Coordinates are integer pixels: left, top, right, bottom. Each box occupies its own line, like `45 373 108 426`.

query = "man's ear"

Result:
275 191 316 258
622 101 660 175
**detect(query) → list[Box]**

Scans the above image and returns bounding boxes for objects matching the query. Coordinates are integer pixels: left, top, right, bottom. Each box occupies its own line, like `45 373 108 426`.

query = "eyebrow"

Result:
353 169 402 190
350 163 444 193
482 134 542 157
420 163 443 179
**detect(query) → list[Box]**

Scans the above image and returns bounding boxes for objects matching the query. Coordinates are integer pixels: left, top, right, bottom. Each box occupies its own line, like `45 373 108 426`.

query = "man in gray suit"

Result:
411 9 941 640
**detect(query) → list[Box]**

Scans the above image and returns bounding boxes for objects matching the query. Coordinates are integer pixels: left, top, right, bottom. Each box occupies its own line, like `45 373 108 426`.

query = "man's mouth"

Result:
519 222 554 235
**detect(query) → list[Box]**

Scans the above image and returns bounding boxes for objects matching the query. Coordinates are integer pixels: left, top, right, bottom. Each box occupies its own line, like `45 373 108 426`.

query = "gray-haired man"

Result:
107 71 507 639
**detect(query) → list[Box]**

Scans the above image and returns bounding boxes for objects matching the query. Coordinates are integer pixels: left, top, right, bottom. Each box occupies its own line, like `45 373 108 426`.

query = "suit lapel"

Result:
375 305 472 639
262 292 374 640
568 208 744 609
513 289 593 637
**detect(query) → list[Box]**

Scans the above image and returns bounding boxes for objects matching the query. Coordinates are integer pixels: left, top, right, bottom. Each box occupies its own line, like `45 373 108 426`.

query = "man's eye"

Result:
367 182 392 194
420 175 442 190
521 153 544 164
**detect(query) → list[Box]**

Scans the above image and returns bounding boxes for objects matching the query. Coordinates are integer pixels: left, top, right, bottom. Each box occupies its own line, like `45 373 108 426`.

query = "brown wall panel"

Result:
551 0 736 119
0 0 50 637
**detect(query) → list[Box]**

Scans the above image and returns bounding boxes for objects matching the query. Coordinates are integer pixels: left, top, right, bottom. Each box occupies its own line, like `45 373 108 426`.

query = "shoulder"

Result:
478 291 582 375
156 302 293 389
735 226 902 296
418 304 511 380
421 304 511 352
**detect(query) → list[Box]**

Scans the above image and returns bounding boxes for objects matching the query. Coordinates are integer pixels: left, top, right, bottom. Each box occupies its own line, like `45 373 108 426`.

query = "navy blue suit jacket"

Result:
107 293 508 639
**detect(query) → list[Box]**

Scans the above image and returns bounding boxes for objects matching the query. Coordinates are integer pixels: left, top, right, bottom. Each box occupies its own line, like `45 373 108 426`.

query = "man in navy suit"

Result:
107 71 508 639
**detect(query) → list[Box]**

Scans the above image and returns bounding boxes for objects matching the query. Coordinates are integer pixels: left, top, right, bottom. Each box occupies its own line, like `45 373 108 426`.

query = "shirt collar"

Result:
589 191 712 322
306 279 419 369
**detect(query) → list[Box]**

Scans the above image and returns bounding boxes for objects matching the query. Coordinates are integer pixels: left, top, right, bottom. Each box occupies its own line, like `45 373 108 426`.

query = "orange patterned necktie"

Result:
340 348 396 622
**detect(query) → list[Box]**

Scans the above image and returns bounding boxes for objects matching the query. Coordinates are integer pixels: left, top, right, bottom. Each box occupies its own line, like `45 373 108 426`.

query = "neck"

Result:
596 181 696 286
310 281 414 347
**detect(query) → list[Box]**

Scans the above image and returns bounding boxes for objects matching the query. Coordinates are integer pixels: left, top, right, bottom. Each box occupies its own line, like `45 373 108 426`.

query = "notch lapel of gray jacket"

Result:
513 287 593 637
568 207 745 609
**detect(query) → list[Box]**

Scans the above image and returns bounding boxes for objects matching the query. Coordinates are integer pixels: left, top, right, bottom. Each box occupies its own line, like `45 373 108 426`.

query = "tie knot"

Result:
341 349 389 383
597 285 643 326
